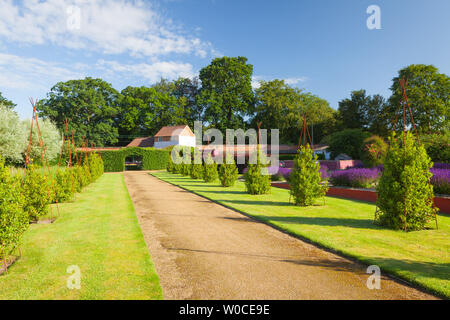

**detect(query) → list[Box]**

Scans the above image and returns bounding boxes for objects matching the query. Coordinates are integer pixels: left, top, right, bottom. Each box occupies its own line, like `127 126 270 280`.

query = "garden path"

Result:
123 171 437 300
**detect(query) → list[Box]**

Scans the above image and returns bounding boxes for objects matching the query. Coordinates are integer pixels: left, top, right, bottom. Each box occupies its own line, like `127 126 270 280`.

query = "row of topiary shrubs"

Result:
166 145 330 205
0 152 104 265
167 147 240 188
167 145 275 195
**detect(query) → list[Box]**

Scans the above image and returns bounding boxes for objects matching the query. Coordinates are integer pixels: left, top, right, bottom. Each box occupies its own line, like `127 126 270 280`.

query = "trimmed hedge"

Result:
98 147 170 172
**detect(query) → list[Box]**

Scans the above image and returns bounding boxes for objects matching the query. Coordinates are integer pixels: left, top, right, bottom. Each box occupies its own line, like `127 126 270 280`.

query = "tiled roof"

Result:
126 137 155 148
154 125 194 137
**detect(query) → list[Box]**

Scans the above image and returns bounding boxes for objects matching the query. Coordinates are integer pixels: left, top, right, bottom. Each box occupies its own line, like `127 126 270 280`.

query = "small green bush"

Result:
22 163 51 222
172 151 182 174
88 153 104 181
361 135 388 168
167 154 174 172
0 156 28 262
203 154 218 182
289 144 328 206
190 148 203 179
75 165 89 189
180 162 191 176
54 169 73 203
70 166 82 193
244 148 271 195
83 163 92 185
190 163 203 179
375 132 437 231
218 154 238 187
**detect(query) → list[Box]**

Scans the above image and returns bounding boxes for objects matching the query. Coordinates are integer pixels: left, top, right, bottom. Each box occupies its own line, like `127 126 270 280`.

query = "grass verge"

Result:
152 171 449 299
0 173 163 300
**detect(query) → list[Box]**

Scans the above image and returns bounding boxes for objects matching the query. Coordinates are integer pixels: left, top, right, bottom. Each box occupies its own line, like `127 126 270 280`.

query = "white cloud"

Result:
251 75 308 89
0 0 213 58
284 77 308 85
97 59 195 83
0 52 83 90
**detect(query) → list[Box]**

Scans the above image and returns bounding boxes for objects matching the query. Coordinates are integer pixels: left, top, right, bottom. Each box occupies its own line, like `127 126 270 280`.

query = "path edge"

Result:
149 172 445 300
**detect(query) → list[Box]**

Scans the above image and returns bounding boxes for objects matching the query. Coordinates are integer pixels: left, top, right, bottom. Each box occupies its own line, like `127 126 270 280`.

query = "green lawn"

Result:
152 171 450 298
0 173 163 300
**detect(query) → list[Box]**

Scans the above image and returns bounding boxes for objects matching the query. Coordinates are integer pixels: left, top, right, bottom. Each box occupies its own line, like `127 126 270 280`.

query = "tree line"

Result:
2 58 449 149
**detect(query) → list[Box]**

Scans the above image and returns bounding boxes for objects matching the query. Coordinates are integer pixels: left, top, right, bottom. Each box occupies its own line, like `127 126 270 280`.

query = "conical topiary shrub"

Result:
190 148 204 179
167 153 174 172
244 147 271 195
203 153 218 182
218 153 238 187
375 132 437 231
289 144 328 206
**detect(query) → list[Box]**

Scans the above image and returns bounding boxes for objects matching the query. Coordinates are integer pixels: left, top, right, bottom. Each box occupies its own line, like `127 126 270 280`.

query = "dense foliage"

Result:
198 56 254 131
360 135 388 168
218 154 239 187
328 129 371 159
244 148 271 195
375 132 437 231
252 80 336 144
36 77 121 146
88 153 104 181
387 65 449 134
22 163 51 222
99 147 169 172
337 89 388 136
203 153 218 182
289 144 328 206
420 133 450 163
0 104 27 164
0 156 28 262
54 169 73 203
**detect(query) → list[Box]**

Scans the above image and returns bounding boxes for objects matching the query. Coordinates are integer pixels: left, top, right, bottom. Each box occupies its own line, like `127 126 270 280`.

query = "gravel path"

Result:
124 171 437 300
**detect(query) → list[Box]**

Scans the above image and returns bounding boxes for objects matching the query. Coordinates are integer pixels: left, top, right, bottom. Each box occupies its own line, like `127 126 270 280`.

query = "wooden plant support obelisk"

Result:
24 99 60 221
374 78 438 231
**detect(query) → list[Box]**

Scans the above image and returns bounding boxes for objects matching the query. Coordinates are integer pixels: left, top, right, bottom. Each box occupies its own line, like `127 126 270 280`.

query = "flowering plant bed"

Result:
271 182 450 214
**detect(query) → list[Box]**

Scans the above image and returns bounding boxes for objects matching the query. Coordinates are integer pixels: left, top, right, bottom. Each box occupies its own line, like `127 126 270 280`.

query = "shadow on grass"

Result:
257 214 381 230
355 257 450 283
182 183 221 188
216 199 293 207
195 190 247 195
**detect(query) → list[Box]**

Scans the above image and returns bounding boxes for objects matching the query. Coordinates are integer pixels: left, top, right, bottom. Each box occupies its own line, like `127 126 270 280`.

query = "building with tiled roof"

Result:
153 125 196 149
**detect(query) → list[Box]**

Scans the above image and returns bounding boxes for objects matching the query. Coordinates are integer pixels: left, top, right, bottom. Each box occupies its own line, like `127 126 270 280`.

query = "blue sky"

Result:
0 0 449 120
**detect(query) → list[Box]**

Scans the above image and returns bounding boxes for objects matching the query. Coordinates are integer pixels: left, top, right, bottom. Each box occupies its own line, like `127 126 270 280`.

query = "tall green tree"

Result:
338 89 388 135
36 77 121 146
118 80 188 143
252 80 336 144
117 86 154 140
0 92 16 109
173 77 202 127
252 80 300 142
387 64 449 134
0 104 27 164
296 92 337 144
198 56 254 131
